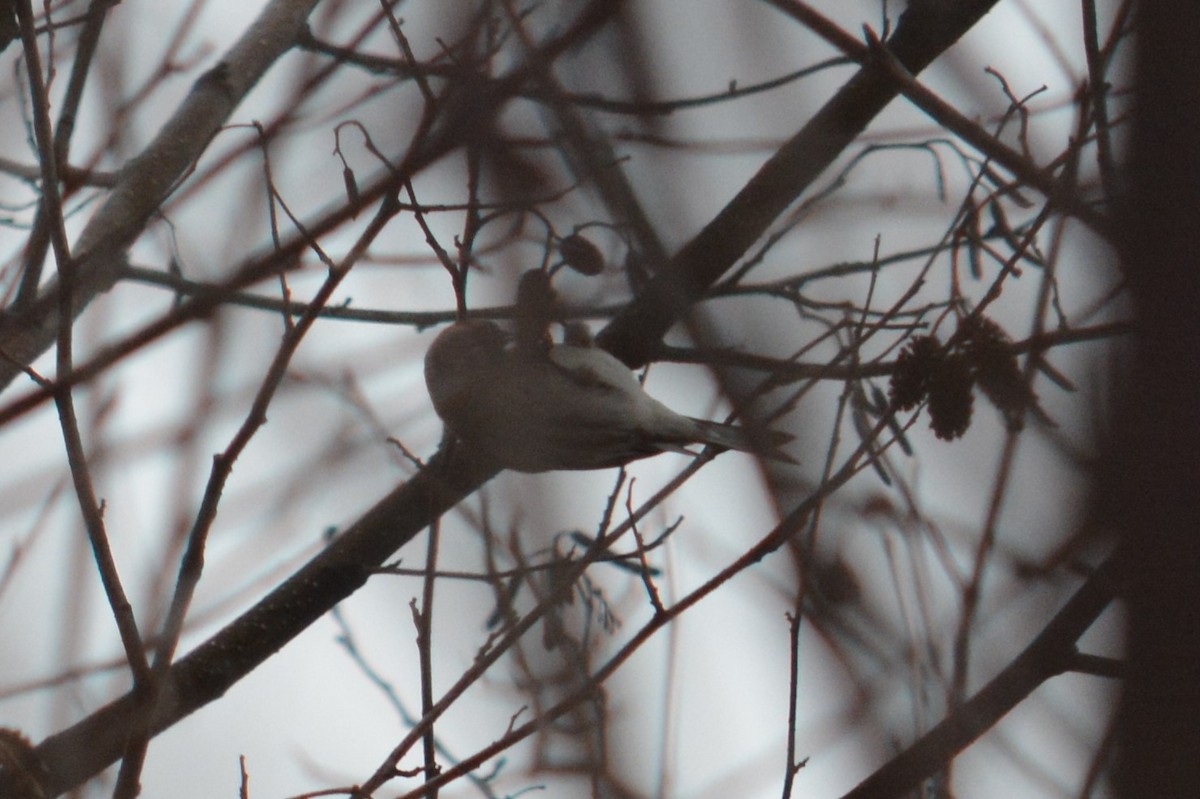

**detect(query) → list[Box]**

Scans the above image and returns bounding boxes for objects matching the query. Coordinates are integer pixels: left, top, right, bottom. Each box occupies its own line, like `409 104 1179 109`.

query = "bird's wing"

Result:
546 344 645 396
545 344 708 443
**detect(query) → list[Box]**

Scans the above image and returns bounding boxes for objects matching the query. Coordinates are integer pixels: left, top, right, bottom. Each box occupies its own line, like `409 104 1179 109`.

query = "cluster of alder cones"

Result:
888 315 1035 440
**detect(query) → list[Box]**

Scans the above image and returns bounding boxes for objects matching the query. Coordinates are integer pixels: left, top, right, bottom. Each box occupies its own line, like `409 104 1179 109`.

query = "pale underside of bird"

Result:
424 320 792 472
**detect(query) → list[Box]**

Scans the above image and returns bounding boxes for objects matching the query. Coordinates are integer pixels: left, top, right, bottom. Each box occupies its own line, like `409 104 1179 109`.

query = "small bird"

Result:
424 320 793 472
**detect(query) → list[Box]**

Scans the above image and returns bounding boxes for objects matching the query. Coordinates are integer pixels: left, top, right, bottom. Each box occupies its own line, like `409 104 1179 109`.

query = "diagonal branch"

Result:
841 548 1124 799
0 0 323 392
32 443 498 797
596 0 1004 367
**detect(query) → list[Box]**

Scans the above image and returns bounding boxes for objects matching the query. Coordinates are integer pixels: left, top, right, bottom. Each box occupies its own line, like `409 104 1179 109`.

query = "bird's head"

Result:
424 320 509 422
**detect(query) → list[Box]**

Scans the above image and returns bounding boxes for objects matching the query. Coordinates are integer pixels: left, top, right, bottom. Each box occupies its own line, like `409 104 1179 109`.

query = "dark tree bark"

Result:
1112 2 1200 796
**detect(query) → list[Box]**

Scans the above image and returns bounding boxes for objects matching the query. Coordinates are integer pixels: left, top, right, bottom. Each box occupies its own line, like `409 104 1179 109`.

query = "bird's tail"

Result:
689 418 796 463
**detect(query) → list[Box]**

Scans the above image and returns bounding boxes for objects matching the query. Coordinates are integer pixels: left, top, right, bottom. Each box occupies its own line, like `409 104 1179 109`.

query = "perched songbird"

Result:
424 320 792 472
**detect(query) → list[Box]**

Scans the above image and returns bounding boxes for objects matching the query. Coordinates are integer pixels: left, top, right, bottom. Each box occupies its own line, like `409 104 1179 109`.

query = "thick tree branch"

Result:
31 444 497 797
596 0 1003 367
